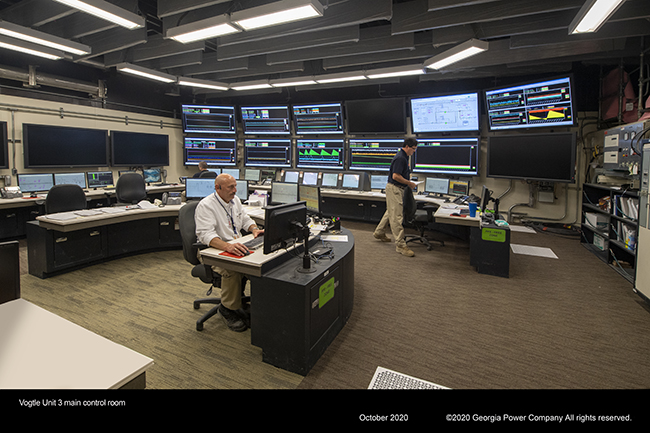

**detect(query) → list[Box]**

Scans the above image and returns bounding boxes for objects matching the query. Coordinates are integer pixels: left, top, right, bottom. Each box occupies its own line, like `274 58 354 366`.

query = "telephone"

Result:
0 187 22 199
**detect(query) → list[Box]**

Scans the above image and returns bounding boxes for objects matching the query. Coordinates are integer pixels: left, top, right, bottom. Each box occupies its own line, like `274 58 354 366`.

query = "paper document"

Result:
100 207 127 214
74 209 103 216
137 200 158 209
321 234 348 242
45 212 78 221
510 244 558 259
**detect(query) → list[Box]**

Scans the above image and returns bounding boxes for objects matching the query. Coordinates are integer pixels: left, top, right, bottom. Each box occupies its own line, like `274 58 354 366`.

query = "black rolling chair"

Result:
44 184 87 214
178 201 250 331
403 187 444 250
198 170 217 178
115 172 148 204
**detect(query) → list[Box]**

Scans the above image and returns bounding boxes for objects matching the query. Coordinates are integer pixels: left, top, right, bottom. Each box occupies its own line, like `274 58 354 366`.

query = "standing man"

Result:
373 138 418 257
193 161 210 177
195 173 264 331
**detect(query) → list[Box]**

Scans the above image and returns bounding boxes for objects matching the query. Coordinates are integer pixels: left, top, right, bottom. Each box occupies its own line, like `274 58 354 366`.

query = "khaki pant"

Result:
374 182 406 248
210 265 244 310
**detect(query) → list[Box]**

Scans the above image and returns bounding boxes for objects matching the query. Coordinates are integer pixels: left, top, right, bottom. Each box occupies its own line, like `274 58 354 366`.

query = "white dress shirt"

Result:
195 192 256 246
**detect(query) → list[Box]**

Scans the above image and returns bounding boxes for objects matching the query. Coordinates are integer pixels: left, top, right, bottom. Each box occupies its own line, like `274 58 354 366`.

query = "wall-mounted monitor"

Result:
17 173 54 193
487 132 577 183
181 104 236 134
410 92 479 133
244 139 292 168
240 105 290 134
292 102 344 134
412 138 479 176
54 172 87 189
0 121 7 169
296 139 344 170
345 97 406 135
23 124 108 168
111 131 169 167
348 138 402 171
184 137 237 166
485 76 576 131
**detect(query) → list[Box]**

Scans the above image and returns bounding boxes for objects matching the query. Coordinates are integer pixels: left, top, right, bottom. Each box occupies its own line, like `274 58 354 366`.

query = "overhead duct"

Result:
0 64 106 98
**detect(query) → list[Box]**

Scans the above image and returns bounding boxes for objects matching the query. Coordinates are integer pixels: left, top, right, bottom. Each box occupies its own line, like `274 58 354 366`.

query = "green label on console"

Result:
319 277 335 308
482 228 506 242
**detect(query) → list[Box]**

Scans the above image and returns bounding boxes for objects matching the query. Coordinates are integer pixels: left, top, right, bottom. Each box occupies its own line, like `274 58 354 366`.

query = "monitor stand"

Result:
297 224 316 274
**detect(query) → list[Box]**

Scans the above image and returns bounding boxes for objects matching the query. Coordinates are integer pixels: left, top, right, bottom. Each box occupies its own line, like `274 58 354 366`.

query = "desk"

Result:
200 229 355 375
0 299 153 389
27 204 183 278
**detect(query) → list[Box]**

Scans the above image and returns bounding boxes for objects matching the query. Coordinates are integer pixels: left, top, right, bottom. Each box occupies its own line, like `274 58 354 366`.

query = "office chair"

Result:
178 201 249 331
198 170 217 178
44 184 87 214
115 172 148 204
402 187 444 250
0 240 20 304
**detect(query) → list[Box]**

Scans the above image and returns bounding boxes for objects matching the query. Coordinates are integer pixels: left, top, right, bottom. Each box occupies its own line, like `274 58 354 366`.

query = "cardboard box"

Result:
593 234 607 251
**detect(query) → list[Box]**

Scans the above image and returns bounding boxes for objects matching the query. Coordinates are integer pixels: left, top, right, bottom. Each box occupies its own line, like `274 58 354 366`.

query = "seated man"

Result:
192 160 210 178
194 173 264 332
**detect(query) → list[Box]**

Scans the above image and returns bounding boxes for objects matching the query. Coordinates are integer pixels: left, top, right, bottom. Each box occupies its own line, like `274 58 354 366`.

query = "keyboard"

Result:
243 235 264 251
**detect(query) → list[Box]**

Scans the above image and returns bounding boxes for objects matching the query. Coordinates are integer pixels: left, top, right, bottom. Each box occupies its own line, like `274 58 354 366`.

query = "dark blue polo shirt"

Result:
387 148 410 186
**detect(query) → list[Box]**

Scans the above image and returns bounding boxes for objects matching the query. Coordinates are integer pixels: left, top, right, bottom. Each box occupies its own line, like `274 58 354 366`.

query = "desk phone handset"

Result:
0 187 22 199
452 195 469 204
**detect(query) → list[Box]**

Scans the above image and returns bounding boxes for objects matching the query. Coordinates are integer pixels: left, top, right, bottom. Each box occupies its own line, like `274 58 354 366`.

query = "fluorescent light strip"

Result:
315 75 366 84
53 0 144 29
366 69 424 79
231 81 272 91
0 22 91 55
116 64 176 83
178 78 229 91
426 46 486 70
231 0 324 31
571 0 624 34
170 23 239 43
270 79 316 87
0 40 64 60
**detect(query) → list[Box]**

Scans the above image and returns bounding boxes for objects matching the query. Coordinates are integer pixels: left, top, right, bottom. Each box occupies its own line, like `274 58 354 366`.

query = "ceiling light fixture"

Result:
568 0 625 34
269 77 317 87
116 63 176 83
166 14 240 43
177 77 229 91
231 0 324 31
424 39 489 70
0 35 65 60
0 20 91 55
365 65 425 79
52 0 145 30
231 79 272 91
314 71 367 84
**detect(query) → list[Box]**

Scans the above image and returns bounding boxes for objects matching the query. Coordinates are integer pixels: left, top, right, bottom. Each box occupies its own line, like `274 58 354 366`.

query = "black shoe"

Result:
238 302 251 329
218 304 248 332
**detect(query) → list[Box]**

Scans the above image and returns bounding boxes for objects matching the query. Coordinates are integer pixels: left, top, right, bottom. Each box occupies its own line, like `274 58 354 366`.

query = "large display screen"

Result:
348 139 402 171
240 105 290 134
181 105 236 134
292 102 344 134
410 92 480 133
0 122 7 169
244 139 292 167
487 132 577 183
345 98 406 135
23 124 109 168
296 139 344 170
485 76 575 131
184 137 237 166
111 131 169 167
412 138 479 176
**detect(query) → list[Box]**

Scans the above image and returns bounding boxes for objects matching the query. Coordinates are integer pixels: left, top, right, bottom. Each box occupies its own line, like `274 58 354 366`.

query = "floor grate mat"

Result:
368 367 450 389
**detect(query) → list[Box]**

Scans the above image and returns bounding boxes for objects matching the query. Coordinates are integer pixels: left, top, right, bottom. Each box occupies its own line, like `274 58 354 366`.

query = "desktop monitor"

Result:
425 177 450 195
301 171 319 186
86 171 114 189
181 104 236 134
283 170 300 183
185 178 216 200
17 173 54 193
143 168 162 183
480 185 492 212
484 75 576 131
342 173 360 190
244 168 261 182
292 102 344 134
263 201 308 255
221 168 240 179
54 172 87 189
236 180 248 202
449 180 469 196
240 105 290 135
270 181 299 205
370 174 388 190
299 184 321 215
410 92 480 133
320 172 339 188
